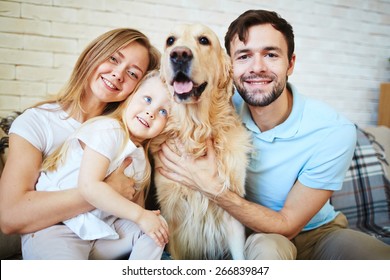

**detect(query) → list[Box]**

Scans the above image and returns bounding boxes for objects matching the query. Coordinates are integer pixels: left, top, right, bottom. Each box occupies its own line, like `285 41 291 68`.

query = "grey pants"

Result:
244 213 390 260
21 218 163 260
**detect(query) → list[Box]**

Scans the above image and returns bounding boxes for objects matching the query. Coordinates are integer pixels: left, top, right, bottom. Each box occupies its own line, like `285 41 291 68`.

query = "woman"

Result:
0 28 160 244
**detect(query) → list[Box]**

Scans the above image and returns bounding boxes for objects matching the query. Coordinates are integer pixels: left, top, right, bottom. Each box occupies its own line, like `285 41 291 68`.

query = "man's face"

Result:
229 24 295 107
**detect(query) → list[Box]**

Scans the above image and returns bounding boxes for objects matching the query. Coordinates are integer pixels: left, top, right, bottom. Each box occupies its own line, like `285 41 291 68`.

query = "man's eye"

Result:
237 54 249 60
266 53 277 58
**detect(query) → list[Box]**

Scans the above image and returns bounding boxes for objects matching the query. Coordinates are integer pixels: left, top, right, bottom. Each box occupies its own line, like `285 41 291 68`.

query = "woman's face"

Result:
87 41 150 105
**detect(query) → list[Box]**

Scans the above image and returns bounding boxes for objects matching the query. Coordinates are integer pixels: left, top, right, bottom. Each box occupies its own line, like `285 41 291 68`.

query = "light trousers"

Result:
22 218 163 260
244 213 390 260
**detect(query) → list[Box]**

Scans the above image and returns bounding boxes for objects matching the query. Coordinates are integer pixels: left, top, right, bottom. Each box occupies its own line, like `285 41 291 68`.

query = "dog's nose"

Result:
170 46 193 65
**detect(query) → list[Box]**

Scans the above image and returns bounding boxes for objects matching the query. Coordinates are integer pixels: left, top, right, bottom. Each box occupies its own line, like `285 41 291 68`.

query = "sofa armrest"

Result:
364 125 390 181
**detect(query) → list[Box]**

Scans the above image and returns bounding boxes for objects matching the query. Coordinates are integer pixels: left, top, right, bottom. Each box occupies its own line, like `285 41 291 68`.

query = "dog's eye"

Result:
199 36 210 45
166 36 175 46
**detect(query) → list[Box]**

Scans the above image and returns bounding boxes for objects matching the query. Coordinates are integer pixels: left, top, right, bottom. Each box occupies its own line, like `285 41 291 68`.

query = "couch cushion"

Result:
0 232 22 259
331 126 390 244
0 113 22 259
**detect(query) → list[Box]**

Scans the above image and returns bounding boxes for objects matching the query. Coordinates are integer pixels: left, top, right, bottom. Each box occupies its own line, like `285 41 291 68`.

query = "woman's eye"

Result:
127 71 139 80
109 56 118 63
144 96 152 103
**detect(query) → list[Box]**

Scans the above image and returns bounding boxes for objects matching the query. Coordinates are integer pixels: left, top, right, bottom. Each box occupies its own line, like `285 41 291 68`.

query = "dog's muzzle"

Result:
169 46 207 104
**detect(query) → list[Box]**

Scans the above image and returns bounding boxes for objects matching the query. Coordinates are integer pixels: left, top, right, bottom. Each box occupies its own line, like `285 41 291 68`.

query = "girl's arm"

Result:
78 145 169 246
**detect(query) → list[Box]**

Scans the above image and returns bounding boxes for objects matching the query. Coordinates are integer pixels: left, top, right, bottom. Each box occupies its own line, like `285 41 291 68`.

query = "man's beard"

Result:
235 75 286 107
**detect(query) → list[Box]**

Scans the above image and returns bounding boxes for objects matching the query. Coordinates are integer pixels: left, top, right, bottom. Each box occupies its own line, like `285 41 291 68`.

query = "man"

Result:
158 9 390 259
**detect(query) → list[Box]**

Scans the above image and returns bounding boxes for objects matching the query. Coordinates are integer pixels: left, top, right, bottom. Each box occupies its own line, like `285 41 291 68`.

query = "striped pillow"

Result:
331 126 390 244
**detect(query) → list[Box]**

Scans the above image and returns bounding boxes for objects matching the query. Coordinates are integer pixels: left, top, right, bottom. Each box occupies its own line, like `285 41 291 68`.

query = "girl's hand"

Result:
137 209 169 247
105 157 136 201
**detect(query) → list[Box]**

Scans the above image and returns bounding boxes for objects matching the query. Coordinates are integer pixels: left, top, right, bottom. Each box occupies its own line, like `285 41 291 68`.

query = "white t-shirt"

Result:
35 117 146 240
10 106 146 240
9 103 81 157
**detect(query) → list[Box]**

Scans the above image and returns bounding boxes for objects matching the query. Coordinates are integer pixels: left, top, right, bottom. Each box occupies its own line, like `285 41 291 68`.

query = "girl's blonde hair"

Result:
34 28 161 116
42 70 166 195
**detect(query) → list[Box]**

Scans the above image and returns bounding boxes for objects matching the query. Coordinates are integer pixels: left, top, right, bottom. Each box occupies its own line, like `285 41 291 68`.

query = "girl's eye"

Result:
144 96 152 103
159 109 168 117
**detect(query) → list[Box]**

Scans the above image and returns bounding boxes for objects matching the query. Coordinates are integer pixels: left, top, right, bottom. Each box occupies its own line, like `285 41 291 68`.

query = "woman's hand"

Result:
105 157 136 201
157 139 225 198
137 209 169 247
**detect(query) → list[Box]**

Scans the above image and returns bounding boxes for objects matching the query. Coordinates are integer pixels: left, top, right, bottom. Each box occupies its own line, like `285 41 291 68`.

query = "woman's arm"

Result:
0 134 93 234
0 135 135 235
78 145 169 246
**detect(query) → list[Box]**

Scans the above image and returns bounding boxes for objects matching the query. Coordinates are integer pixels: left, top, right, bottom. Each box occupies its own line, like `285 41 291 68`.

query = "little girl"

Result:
28 70 171 260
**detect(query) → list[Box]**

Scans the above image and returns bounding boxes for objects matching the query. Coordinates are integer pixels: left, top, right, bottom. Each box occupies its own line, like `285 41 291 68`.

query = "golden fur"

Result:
150 23 251 260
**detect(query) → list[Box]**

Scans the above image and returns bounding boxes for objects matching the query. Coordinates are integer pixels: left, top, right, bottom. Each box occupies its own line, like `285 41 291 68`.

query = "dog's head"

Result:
161 23 232 104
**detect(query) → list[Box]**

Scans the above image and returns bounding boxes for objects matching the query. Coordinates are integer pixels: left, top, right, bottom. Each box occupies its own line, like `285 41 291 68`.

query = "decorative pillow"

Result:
0 112 21 172
331 126 390 244
0 126 6 174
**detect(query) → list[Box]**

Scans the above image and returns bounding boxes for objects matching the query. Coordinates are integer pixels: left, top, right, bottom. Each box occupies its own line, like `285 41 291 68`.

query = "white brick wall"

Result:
0 0 389 127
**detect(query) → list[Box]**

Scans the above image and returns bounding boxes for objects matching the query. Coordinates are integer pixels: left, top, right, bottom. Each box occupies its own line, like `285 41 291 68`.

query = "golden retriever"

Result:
150 23 251 260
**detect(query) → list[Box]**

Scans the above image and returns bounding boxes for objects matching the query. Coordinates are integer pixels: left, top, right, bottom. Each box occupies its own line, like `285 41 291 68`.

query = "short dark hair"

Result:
224 9 295 61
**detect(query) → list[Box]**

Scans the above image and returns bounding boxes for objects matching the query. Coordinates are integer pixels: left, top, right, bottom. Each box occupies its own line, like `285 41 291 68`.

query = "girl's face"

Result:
125 76 171 142
88 41 150 105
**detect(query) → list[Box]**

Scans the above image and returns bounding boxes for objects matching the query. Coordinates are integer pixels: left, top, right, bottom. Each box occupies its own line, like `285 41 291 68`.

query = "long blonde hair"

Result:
33 28 161 116
42 70 165 194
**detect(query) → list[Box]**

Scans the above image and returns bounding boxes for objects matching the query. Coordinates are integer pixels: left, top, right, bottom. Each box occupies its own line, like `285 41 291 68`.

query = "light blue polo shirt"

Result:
233 83 356 231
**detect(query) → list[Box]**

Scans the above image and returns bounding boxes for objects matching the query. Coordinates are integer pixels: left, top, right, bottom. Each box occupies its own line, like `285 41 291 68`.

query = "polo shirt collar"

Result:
239 83 305 142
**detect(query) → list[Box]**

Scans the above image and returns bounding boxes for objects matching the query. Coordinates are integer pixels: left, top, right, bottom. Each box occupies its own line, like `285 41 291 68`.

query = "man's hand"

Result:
105 157 136 201
157 139 225 198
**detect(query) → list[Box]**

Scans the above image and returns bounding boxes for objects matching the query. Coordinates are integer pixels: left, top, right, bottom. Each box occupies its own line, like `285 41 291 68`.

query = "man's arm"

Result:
213 181 332 239
158 139 332 239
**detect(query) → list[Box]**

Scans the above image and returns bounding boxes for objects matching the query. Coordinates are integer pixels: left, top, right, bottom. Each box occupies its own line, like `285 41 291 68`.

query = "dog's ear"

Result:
217 51 233 95
159 55 167 83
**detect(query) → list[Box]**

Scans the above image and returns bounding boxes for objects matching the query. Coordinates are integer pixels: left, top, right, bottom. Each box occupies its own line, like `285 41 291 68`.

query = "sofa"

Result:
1 113 389 259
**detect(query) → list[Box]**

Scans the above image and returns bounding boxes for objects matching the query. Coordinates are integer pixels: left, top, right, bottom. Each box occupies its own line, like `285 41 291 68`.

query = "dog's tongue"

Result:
173 81 193 94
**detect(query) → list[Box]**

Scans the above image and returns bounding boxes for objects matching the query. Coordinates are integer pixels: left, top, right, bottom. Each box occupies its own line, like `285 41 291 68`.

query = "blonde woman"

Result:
0 28 160 258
